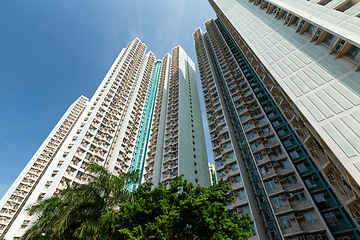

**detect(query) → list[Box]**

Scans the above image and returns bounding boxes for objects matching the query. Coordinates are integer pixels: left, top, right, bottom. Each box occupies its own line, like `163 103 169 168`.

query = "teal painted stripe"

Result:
127 60 162 191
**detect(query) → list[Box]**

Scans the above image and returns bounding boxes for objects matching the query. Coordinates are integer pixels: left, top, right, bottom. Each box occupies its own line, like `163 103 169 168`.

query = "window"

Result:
277 129 286 136
314 193 326 203
324 212 340 226
292 17 300 26
305 178 317 188
240 115 248 121
348 46 360 59
289 150 299 159
226 142 232 149
255 153 264 162
235 176 242 184
251 142 259 150
263 127 270 134
259 118 266 125
273 148 283 157
242 206 251 215
294 191 308 203
247 132 255 139
244 124 251 130
267 137 277 145
228 152 235 160
217 160 223 168
286 175 298 185
266 180 276 190
231 163 238 171
324 34 334 45
307 24 315 34
279 215 292 229
273 120 280 127
279 160 290 170
219 171 226 178
268 112 276 119
261 166 270 175
296 163 307 172
303 211 319 225
272 196 284 208
238 189 246 200
283 139 292 147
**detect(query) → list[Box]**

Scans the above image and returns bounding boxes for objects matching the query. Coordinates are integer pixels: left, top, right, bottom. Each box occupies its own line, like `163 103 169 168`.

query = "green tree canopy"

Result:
21 167 252 240
21 164 139 240
116 176 253 240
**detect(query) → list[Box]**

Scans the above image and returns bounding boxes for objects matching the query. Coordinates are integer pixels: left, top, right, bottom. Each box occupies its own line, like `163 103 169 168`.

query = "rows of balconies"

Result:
0 97 88 234
227 12 360 233
127 56 157 179
218 18 358 238
195 30 258 228
59 44 145 192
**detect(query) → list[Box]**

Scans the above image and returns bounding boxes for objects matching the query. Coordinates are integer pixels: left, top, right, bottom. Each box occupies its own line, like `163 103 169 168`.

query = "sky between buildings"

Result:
0 0 216 199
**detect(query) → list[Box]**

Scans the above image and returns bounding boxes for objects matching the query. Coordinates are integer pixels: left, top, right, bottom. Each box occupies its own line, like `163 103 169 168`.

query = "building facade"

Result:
0 38 210 240
194 0 360 239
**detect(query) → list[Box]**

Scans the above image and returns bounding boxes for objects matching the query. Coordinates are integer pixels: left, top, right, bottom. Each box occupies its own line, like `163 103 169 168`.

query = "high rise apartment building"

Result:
0 38 210 240
194 0 360 239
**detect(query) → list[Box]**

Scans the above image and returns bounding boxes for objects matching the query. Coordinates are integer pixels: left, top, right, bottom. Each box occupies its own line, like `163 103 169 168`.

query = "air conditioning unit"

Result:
327 174 335 181
335 43 343 52
297 213 303 218
312 175 317 180
266 163 272 167
273 162 278 166
273 177 279 182
299 23 304 31
297 236 304 240
286 193 293 198
279 176 285 181
316 29 322 36
279 194 286 198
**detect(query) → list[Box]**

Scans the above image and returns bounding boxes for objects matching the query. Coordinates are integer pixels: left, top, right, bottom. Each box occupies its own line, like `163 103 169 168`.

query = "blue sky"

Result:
0 0 215 199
